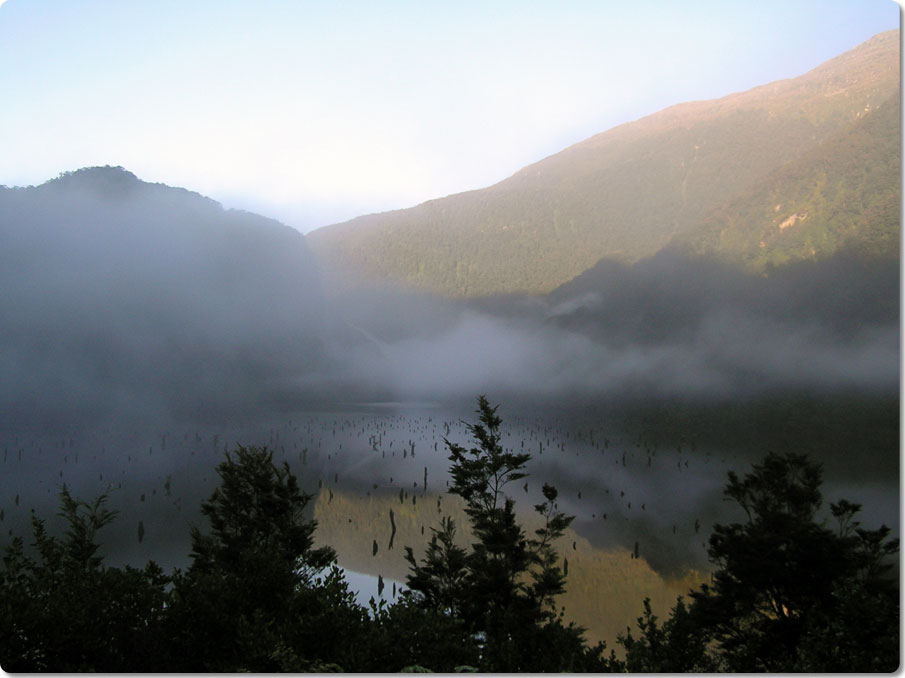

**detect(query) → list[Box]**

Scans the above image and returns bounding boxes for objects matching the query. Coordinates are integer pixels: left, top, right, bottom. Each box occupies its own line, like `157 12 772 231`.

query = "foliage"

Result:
618 451 900 672
361 594 481 672
403 516 469 617
0 488 170 671
616 597 717 673
166 445 342 671
404 396 610 671
792 500 900 672
190 445 335 580
1 434 898 672
680 92 900 271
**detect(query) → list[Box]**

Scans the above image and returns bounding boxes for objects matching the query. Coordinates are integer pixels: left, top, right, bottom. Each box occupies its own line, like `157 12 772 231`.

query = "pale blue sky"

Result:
0 1 899 232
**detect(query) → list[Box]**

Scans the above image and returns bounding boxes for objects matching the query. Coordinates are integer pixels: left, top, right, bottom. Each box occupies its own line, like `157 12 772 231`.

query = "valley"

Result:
0 26 898 671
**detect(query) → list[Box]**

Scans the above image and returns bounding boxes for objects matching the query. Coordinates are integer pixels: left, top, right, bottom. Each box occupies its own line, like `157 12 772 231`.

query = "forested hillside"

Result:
307 30 898 297
673 90 899 268
0 166 327 428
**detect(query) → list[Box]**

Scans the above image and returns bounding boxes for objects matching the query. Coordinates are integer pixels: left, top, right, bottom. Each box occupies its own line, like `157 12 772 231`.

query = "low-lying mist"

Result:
1 168 327 431
328 249 899 406
1 169 897 586
317 250 899 576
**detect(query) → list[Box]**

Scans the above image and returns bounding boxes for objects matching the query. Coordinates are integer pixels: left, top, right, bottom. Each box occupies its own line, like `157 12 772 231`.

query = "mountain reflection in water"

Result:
1 398 896 649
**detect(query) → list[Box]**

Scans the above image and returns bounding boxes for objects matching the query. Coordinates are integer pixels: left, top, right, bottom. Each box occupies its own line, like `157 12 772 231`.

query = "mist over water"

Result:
331 250 898 404
0 170 898 611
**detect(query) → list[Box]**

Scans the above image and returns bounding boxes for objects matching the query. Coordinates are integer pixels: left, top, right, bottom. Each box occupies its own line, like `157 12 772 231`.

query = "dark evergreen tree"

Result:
792 500 900 672
362 594 481 672
619 451 899 673
616 597 717 673
403 516 469 618
404 396 610 671
166 445 353 671
0 489 170 671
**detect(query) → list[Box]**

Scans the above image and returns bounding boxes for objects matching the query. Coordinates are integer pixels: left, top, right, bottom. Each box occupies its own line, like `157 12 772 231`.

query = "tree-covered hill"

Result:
672 90 900 268
307 30 898 298
0 166 327 428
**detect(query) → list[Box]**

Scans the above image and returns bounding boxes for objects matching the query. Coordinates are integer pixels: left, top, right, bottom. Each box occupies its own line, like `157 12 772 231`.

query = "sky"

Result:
0 0 899 233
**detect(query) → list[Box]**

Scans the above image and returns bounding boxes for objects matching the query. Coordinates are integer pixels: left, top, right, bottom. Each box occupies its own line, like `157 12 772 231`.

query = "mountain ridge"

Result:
307 29 899 298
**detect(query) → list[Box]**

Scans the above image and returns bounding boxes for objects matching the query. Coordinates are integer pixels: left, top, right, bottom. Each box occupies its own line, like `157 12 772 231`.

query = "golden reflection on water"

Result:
313 488 706 650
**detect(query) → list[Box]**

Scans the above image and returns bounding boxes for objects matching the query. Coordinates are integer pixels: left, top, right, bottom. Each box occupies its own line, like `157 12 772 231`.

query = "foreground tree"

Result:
5 433 895 671
616 596 717 673
619 451 899 672
0 489 169 671
404 396 610 672
166 445 364 671
792 499 900 672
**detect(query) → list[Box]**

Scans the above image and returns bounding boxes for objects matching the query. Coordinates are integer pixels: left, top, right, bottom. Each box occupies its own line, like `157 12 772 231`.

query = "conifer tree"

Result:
167 446 345 671
619 451 899 673
405 396 608 671
0 489 169 671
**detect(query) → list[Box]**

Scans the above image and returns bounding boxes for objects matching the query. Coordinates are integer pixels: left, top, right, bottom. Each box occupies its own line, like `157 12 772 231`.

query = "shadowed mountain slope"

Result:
0 167 327 429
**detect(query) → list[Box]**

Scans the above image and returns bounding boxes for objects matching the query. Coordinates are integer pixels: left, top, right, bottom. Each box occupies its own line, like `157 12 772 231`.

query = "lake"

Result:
1 394 897 648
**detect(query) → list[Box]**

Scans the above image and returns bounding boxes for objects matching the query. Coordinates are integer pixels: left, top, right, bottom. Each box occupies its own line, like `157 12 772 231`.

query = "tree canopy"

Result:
404 396 610 671
618 451 899 672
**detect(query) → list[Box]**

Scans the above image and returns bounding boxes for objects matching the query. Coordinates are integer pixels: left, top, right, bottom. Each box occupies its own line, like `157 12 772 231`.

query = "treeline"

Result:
0 398 898 672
